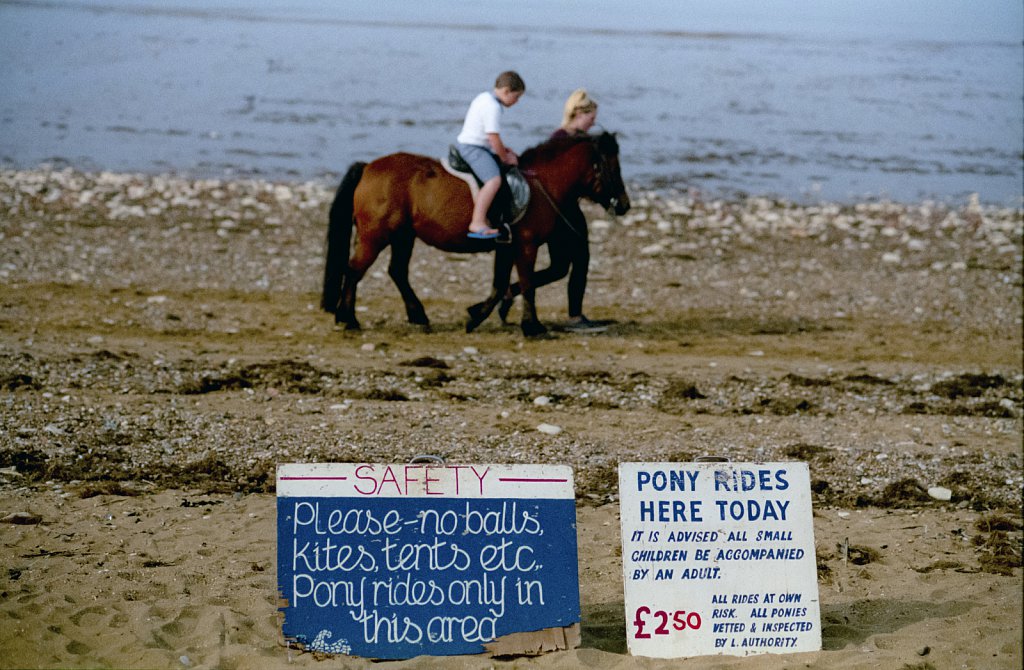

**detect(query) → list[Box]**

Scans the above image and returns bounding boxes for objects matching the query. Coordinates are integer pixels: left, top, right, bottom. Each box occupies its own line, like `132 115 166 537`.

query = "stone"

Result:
537 423 562 435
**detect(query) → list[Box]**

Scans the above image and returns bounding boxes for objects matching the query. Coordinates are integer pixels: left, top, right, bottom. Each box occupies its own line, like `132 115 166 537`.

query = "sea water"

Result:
1 0 1021 204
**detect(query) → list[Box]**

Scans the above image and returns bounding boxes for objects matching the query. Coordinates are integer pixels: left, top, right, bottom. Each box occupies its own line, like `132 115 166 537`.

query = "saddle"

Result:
441 145 530 226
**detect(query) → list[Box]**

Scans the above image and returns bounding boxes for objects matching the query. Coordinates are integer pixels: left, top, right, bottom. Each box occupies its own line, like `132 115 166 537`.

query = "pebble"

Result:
927 486 952 501
533 396 551 406
537 423 563 435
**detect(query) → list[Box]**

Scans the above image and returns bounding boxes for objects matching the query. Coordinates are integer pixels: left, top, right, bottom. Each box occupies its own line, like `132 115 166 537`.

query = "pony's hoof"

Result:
521 321 548 338
466 303 488 333
498 297 514 324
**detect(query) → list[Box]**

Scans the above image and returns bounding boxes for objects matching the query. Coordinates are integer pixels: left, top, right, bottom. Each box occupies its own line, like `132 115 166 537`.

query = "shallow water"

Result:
1 0 1021 204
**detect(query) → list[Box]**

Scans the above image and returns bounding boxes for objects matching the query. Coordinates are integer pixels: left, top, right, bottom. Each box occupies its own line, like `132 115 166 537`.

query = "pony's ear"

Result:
597 131 619 156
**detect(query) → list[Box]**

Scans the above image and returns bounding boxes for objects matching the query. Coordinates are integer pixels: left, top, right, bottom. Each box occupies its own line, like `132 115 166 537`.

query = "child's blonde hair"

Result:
561 89 598 129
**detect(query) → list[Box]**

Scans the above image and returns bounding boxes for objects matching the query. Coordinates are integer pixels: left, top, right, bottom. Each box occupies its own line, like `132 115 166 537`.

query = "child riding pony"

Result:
321 132 630 336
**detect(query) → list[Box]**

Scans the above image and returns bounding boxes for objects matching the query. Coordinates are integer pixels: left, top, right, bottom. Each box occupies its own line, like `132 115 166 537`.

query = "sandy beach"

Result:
0 168 1021 669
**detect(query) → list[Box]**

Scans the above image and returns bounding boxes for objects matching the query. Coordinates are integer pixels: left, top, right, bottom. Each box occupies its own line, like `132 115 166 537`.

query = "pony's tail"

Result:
321 161 367 314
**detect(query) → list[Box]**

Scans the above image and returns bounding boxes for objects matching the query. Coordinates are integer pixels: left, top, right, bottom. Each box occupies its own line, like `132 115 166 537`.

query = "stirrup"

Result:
495 222 512 245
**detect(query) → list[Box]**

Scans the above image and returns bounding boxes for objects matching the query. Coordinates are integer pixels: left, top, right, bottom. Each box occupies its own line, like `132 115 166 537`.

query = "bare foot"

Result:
468 222 499 236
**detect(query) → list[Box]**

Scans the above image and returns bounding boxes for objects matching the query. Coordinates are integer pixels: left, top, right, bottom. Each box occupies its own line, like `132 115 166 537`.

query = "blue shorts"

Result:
456 142 501 182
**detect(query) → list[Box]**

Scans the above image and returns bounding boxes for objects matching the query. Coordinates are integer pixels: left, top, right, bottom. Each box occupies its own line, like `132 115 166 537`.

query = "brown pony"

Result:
321 132 630 336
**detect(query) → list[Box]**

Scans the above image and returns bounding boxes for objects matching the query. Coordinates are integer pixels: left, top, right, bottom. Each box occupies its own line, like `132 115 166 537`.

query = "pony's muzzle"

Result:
610 196 631 216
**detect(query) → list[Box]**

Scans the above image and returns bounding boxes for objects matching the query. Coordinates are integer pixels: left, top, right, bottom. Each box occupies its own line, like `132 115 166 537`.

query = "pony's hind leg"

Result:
499 244 572 324
387 231 430 329
336 269 362 330
338 236 386 331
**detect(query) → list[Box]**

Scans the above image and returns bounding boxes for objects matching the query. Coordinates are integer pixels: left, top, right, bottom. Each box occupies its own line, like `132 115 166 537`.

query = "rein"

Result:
527 174 587 238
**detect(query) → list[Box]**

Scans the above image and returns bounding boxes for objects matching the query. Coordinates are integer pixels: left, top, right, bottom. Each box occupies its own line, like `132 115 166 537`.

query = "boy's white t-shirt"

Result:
457 92 502 147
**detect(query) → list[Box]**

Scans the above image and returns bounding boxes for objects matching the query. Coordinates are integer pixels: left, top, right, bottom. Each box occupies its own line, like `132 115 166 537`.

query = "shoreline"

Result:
3 163 1022 210
3 164 1021 223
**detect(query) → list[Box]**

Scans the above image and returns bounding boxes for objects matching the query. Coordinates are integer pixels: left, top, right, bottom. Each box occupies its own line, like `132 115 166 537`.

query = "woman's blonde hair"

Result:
561 89 598 129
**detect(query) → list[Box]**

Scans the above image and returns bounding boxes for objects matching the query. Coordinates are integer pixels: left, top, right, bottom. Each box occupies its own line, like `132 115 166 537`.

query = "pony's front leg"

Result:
493 241 569 325
466 246 514 333
515 244 547 338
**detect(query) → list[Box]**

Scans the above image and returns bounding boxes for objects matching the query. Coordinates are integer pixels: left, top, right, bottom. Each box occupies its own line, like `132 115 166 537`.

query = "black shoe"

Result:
564 315 610 333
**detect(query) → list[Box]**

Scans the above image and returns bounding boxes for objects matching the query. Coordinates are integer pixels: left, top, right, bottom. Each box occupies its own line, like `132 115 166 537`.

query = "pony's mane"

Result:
520 132 619 167
520 136 589 166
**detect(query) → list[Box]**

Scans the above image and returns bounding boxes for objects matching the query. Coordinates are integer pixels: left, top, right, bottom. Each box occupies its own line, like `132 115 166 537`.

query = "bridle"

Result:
586 140 620 212
586 127 625 212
